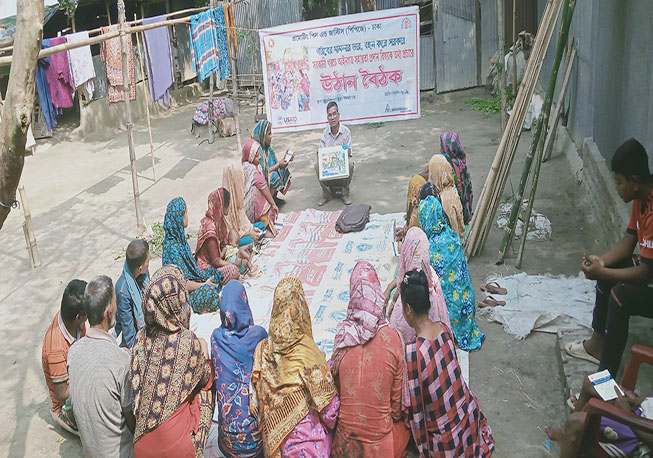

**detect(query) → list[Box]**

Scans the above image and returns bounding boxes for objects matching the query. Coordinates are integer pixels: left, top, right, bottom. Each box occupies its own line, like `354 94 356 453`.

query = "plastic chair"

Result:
580 344 653 457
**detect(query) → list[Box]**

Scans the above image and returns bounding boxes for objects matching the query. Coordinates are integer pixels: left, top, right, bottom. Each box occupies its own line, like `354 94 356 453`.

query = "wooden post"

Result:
118 0 143 229
512 0 517 91
134 14 156 180
543 44 575 162
72 13 77 33
209 0 215 144
106 1 112 25
18 183 41 267
229 1 242 152
497 0 507 130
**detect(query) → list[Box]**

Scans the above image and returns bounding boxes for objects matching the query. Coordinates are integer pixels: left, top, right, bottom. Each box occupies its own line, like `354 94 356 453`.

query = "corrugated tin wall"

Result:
376 0 402 10
480 0 498 84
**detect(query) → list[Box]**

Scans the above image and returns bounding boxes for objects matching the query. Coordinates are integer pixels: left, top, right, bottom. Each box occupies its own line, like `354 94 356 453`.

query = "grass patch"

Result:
465 94 502 114
368 122 388 128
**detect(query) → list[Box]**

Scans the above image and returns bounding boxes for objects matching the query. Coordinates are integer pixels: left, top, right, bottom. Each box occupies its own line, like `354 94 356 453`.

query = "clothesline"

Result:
0 9 261 67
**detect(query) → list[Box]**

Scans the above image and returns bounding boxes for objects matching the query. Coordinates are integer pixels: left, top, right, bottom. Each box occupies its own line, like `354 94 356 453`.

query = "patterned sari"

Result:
131 265 215 458
252 120 291 194
441 131 473 225
418 196 484 351
406 174 427 230
222 162 257 237
162 197 235 313
428 154 466 238
250 277 339 457
211 280 267 458
241 139 277 229
195 189 229 270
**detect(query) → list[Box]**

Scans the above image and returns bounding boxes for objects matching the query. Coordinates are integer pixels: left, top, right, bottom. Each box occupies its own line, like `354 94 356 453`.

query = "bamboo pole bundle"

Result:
515 0 576 268
497 0 507 131
543 43 576 162
464 0 563 258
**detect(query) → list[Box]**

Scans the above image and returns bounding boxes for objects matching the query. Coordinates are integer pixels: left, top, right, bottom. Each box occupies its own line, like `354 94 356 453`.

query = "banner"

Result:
259 7 420 132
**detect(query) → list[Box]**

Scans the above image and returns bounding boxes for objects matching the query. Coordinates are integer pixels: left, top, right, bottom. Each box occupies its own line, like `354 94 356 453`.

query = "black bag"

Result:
335 204 371 233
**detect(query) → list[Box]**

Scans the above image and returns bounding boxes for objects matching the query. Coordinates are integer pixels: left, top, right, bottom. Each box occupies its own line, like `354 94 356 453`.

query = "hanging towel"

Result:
100 25 136 103
189 9 220 82
36 45 58 131
44 37 74 109
211 6 231 81
222 2 238 60
142 15 174 106
66 31 95 98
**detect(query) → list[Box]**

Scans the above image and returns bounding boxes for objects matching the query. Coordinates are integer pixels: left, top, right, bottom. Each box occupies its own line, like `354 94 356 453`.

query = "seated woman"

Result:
386 226 451 345
241 139 279 237
131 265 215 458
400 269 495 457
252 120 292 199
250 276 339 458
222 162 265 240
330 261 410 458
195 188 242 273
163 197 239 313
418 194 485 351
211 280 267 458
441 131 473 226
395 167 429 242
429 154 466 238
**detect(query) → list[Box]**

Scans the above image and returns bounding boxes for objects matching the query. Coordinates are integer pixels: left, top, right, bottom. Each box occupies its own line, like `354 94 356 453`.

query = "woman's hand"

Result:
278 159 289 169
272 203 279 214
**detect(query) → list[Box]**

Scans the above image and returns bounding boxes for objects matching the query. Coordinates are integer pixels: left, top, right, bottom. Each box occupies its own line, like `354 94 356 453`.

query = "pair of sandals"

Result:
478 281 507 308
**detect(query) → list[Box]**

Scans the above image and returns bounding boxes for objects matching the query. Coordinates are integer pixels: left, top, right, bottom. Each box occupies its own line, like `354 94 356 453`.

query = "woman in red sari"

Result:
130 265 215 458
241 139 278 237
330 261 411 458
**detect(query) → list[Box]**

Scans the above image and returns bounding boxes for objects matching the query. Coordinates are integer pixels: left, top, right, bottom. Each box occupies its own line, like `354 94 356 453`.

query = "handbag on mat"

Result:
335 204 371 233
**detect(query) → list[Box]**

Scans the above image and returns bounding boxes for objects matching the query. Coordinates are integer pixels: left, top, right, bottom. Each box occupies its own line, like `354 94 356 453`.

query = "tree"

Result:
0 0 44 230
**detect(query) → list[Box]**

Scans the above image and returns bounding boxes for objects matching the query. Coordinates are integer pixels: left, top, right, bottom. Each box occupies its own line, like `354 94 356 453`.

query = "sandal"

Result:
478 295 506 307
480 281 507 295
566 393 579 410
565 340 600 364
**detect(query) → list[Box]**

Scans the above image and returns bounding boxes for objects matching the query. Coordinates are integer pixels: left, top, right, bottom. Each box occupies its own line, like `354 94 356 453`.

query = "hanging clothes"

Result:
189 6 231 83
91 54 109 100
142 16 174 106
222 2 238 60
44 37 74 109
66 32 96 98
36 40 58 131
100 25 136 103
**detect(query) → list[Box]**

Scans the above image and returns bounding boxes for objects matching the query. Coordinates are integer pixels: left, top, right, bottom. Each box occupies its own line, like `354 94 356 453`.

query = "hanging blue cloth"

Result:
36 39 59 131
211 6 231 81
189 6 231 83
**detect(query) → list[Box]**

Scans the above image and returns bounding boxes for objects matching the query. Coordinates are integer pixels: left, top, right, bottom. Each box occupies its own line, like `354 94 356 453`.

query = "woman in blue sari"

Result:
251 120 292 198
417 195 485 351
162 197 239 313
211 280 267 458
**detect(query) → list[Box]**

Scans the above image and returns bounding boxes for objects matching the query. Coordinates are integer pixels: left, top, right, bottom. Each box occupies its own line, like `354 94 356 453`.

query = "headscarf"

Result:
406 174 427 229
330 261 388 377
441 131 473 225
251 120 278 184
196 188 228 256
222 162 255 236
241 137 261 164
428 155 465 237
251 277 337 457
162 197 208 283
131 265 211 442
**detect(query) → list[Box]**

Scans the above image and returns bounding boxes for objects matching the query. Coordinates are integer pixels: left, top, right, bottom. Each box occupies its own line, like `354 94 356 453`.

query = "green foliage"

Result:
57 0 75 17
141 222 194 258
465 94 502 114
368 122 387 129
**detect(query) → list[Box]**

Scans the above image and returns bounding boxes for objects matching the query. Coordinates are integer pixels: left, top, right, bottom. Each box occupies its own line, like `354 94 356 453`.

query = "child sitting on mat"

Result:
224 230 258 276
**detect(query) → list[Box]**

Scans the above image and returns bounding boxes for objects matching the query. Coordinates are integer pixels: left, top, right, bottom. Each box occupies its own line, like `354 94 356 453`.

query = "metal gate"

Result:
434 0 478 92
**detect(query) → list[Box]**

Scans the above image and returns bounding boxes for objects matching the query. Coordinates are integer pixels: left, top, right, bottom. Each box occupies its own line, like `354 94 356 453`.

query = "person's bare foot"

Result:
545 426 564 443
582 338 603 360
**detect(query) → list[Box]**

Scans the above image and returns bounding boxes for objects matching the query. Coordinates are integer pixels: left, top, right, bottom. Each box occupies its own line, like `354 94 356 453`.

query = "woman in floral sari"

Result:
131 265 215 458
418 195 484 351
428 154 466 238
251 120 291 198
162 197 239 313
211 280 267 458
250 277 339 458
241 139 278 237
441 131 473 225
330 261 410 458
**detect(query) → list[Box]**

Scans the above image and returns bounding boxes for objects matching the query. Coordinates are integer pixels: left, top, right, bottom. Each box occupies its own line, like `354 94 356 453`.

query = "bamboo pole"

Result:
229 1 242 152
134 14 156 181
18 183 41 268
209 0 215 144
465 0 563 257
512 0 517 91
543 45 576 162
118 0 143 229
497 0 507 131
106 1 112 25
516 0 576 268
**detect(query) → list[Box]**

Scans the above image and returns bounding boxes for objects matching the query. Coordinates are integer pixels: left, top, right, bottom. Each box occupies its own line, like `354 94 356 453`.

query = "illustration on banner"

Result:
265 45 311 112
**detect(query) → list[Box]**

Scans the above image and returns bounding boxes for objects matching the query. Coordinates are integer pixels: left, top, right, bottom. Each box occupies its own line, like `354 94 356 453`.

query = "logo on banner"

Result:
268 39 275 48
402 18 411 29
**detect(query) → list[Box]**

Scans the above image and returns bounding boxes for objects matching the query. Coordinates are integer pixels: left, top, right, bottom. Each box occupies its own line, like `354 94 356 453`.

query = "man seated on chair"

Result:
567 139 653 377
315 101 354 206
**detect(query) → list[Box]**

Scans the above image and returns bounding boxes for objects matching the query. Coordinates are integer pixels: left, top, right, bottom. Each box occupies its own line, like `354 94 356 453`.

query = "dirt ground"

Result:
0 87 605 457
